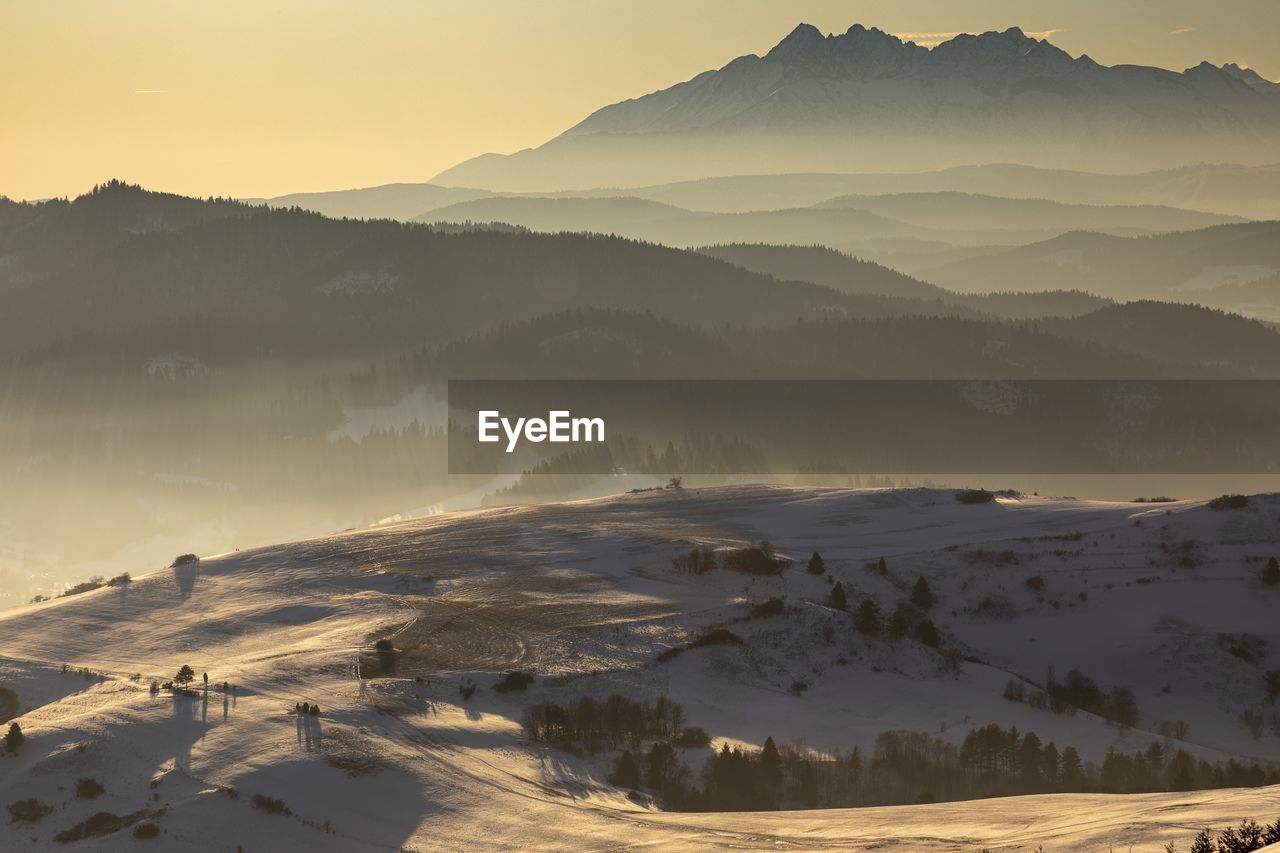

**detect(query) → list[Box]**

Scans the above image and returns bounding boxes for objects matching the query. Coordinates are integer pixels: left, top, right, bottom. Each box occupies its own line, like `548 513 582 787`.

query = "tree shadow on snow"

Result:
173 561 201 602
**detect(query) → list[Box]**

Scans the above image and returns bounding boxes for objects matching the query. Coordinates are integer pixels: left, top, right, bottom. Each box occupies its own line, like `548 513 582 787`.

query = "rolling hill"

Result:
2 486 1279 850
926 222 1280 303
0 183 918 370
5 182 1280 614
245 183 492 221
814 192 1245 235
697 243 1113 318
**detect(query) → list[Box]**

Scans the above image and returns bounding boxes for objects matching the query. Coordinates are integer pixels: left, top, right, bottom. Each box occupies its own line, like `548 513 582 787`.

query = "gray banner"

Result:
447 379 1280 475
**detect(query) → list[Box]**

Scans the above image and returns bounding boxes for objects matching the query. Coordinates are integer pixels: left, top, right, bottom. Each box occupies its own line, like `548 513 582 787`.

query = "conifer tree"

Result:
829 582 847 611
761 736 782 784
4 721 22 754
1041 742 1060 787
1263 556 1280 587
611 750 640 788
909 576 934 610
887 607 910 639
855 600 881 635
1059 746 1084 790
1189 829 1214 853
913 618 940 647
807 552 825 575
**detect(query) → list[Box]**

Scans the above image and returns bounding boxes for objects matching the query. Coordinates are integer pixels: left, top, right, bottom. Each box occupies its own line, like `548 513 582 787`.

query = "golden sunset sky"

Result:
3 0 1277 200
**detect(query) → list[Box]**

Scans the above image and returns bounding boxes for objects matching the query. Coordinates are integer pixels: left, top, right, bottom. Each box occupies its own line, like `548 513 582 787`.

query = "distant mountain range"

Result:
408 192 1242 253
248 163 1280 223
433 24 1280 190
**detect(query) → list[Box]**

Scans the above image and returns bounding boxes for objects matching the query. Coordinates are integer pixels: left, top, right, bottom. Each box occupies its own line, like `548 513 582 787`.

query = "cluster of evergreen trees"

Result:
1175 817 1280 853
669 542 790 576
827 572 941 648
602 724 1279 812
519 692 1278 812
1004 669 1142 729
521 695 689 754
1045 668 1141 728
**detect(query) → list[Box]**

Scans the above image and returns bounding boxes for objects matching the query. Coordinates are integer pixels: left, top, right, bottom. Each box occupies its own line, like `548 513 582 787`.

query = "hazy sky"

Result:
4 0 1278 200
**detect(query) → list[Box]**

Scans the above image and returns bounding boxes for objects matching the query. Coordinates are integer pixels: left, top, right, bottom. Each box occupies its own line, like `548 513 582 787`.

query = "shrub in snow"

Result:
251 794 292 815
672 727 711 748
132 822 160 838
750 597 785 618
671 546 718 574
75 778 105 798
493 671 534 692
722 542 790 575
658 629 742 663
53 810 153 843
8 798 52 823
171 553 200 567
1218 633 1266 664
60 576 105 597
688 629 742 650
955 488 994 504
1208 494 1249 510
972 596 1017 619
1262 557 1279 587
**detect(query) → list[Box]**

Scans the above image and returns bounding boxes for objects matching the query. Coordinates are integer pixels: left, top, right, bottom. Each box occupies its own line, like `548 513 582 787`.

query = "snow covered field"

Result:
2 485 1279 850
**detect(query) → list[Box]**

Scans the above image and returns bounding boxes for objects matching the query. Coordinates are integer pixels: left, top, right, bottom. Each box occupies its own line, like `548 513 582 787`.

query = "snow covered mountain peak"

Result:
433 22 1280 189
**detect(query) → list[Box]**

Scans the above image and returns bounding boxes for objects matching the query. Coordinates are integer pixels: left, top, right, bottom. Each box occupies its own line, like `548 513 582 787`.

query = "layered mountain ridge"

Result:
435 24 1280 190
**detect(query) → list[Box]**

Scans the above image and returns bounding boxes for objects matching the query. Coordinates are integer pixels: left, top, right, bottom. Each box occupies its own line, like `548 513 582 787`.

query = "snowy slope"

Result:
2 486 1279 850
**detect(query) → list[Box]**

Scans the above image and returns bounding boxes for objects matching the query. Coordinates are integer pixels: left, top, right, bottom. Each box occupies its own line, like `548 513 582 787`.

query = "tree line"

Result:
521 694 1278 811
